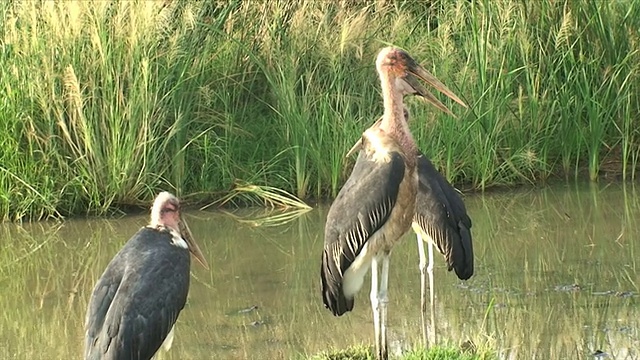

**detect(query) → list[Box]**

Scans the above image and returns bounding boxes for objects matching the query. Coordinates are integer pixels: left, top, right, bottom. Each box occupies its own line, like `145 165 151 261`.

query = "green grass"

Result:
1 0 640 220
308 344 495 360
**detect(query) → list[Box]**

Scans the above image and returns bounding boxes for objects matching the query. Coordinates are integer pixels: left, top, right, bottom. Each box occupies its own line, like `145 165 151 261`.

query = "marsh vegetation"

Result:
1 0 639 220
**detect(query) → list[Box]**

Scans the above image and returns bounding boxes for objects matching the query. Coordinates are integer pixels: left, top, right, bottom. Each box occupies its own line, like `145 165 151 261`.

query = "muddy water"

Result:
0 182 638 359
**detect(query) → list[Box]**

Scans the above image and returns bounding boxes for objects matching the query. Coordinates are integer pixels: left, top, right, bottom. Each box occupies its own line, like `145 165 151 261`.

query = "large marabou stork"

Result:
85 191 209 360
349 105 474 345
321 47 466 360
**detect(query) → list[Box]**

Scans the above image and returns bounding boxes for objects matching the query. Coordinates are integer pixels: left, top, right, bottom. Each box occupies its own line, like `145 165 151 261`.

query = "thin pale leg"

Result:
416 233 428 345
378 255 390 360
163 325 175 351
370 257 382 360
152 325 175 359
427 238 436 345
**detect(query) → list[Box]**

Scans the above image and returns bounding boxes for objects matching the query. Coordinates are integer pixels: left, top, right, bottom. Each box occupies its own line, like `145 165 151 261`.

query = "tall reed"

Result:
0 0 639 220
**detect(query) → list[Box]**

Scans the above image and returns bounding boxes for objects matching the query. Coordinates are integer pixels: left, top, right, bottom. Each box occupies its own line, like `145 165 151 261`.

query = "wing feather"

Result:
413 153 473 280
321 148 405 316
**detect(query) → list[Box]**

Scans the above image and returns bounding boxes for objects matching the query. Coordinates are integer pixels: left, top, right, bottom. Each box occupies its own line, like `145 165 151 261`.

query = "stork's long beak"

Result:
346 138 363 158
346 117 387 158
402 60 467 116
179 217 209 269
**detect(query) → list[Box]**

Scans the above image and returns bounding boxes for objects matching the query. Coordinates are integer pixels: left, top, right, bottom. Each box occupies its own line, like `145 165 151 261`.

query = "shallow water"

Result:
0 182 639 359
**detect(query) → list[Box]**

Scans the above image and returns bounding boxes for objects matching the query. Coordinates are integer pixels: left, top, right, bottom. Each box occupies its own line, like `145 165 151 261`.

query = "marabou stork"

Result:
348 106 474 345
321 47 466 360
413 149 473 345
85 191 209 360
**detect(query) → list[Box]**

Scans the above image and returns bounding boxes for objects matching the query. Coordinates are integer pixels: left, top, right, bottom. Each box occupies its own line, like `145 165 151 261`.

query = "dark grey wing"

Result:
321 149 405 315
85 229 191 360
106 261 189 360
413 153 473 280
85 247 128 359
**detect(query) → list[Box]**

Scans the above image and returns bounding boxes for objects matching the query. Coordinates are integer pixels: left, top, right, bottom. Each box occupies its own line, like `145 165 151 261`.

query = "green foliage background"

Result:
1 0 639 220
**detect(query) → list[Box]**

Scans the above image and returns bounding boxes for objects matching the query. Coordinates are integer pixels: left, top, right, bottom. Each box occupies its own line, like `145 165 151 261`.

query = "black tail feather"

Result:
320 253 354 316
452 222 473 280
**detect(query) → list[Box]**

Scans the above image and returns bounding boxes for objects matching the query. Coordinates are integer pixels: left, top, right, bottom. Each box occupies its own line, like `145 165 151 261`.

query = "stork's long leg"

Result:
370 255 390 360
162 325 176 352
416 232 428 345
153 325 176 360
427 237 436 345
379 254 390 360
417 233 437 346
370 257 382 359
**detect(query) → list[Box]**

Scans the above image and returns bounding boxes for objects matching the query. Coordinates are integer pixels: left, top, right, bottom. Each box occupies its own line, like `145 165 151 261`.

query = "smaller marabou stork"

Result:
321 47 465 360
413 151 473 345
85 191 209 360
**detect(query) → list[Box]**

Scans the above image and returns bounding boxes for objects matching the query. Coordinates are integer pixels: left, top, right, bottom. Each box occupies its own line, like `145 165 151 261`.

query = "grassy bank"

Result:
1 0 639 220
308 344 495 360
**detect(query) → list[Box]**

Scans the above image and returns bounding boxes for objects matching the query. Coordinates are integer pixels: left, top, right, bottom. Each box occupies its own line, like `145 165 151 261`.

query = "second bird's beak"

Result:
401 60 467 116
346 138 363 158
179 217 210 269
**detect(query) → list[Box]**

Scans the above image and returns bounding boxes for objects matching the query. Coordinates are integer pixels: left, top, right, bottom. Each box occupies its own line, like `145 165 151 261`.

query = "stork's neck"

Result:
379 72 418 158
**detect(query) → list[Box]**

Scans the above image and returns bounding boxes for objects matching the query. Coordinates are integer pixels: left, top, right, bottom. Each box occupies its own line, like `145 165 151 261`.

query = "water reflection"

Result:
0 182 638 359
